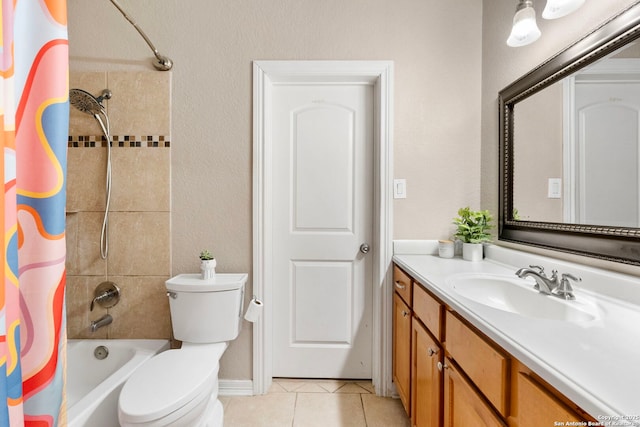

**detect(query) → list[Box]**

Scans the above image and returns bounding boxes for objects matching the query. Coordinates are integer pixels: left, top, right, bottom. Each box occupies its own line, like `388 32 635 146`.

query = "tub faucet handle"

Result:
90 281 120 311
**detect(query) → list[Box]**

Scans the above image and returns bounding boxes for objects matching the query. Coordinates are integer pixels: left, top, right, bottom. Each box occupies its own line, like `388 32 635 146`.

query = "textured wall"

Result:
513 82 563 223
67 0 640 382
481 0 640 276
68 0 483 380
66 71 172 340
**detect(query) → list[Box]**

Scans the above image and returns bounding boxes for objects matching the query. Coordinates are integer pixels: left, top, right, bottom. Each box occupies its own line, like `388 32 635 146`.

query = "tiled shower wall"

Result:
66 71 172 339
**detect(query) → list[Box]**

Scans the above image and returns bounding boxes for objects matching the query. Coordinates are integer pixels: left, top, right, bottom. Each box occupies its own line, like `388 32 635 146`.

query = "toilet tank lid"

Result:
166 273 248 292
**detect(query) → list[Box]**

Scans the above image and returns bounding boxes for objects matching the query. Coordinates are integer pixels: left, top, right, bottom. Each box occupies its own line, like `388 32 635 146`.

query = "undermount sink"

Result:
447 274 598 323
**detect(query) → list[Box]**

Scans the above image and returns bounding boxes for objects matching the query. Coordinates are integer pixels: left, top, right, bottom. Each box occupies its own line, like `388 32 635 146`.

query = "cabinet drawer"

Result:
393 265 412 305
413 282 443 341
445 311 509 417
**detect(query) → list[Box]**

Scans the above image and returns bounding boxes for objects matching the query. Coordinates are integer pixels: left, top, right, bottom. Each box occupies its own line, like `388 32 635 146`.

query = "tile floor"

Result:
220 378 410 427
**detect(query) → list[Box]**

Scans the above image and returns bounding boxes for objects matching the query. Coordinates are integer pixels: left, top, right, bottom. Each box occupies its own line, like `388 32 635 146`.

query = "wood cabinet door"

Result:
515 372 590 427
443 358 506 427
393 292 412 413
411 318 442 427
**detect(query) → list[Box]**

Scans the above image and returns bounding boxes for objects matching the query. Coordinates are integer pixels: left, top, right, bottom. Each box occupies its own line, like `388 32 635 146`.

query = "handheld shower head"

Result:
69 89 112 115
69 88 112 146
68 87 114 260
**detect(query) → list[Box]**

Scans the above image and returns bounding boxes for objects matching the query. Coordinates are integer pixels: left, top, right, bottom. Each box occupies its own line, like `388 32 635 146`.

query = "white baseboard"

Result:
219 379 254 396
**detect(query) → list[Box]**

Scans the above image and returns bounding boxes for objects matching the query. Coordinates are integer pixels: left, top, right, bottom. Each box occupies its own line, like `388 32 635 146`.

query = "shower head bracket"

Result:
96 89 112 104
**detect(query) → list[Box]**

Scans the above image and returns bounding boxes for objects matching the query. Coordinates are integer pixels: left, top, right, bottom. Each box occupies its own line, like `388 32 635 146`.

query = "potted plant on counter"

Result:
199 249 216 279
453 207 493 261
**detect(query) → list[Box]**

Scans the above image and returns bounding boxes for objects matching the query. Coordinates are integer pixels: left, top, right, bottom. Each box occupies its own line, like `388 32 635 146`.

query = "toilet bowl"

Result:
118 274 247 427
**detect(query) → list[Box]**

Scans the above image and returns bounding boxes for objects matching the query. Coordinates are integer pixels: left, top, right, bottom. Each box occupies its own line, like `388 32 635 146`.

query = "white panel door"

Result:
574 82 640 227
271 83 373 378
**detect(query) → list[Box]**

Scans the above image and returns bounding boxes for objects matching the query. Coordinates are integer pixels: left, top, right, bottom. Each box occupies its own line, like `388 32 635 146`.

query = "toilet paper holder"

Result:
244 295 263 323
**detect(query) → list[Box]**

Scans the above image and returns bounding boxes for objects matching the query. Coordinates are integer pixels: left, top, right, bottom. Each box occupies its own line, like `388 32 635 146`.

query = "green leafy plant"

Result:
453 207 493 244
199 249 214 261
513 208 521 220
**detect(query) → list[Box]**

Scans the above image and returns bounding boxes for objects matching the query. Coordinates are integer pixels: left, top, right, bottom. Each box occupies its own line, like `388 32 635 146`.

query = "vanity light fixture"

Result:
542 0 586 19
507 0 542 47
507 0 586 47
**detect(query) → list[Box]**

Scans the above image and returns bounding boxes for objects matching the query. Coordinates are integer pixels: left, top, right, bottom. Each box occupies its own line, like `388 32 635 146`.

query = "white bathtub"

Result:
67 339 169 427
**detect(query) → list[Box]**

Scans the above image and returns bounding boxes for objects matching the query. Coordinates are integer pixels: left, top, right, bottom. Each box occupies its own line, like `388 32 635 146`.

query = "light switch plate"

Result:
394 179 407 199
548 178 561 198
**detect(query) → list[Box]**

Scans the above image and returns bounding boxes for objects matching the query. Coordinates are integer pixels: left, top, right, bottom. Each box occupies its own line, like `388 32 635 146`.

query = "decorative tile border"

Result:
68 135 170 148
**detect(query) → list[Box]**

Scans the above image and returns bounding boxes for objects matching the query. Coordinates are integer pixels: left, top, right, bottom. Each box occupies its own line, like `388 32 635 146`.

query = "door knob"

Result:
360 243 370 254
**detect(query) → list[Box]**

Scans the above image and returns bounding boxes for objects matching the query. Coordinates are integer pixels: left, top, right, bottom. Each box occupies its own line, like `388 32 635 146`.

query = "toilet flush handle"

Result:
166 291 177 299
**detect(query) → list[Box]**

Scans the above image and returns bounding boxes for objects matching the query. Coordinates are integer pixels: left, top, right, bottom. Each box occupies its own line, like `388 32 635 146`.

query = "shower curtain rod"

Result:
108 0 173 71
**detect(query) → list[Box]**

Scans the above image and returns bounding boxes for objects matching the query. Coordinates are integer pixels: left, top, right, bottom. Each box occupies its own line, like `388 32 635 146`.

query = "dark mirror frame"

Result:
499 4 640 266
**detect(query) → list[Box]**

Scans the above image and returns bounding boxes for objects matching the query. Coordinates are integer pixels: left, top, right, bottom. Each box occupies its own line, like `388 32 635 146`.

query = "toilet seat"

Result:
118 343 227 425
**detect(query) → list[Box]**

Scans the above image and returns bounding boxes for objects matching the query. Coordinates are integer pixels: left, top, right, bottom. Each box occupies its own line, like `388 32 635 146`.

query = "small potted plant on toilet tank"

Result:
199 249 216 279
453 207 492 261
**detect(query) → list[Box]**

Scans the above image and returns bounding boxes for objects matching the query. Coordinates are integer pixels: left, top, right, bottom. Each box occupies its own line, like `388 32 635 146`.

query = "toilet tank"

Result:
165 273 247 343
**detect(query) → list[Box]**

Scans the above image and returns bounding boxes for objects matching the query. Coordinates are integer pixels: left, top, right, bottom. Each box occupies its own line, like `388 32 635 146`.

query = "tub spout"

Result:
90 314 113 333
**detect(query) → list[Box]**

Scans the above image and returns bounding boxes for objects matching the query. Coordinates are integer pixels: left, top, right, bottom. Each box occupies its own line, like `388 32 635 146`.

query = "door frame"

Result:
563 58 640 225
252 60 394 395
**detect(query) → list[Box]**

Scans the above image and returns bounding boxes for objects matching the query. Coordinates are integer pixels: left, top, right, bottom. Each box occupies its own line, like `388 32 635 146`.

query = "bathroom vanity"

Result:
392 243 640 427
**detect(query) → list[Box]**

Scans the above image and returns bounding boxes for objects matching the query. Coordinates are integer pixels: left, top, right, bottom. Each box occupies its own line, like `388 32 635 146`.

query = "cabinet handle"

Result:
402 310 409 317
437 361 448 371
428 347 438 356
394 281 406 290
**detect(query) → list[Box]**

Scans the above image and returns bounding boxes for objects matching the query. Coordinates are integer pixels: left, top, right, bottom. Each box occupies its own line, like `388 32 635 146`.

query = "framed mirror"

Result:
499 4 640 265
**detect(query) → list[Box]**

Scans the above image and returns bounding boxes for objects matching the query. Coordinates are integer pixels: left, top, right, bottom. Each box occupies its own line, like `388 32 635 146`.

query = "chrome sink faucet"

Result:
515 265 581 300
515 265 558 295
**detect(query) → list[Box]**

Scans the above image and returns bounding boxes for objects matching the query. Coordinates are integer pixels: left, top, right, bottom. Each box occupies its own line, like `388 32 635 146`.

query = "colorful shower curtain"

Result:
1 0 68 426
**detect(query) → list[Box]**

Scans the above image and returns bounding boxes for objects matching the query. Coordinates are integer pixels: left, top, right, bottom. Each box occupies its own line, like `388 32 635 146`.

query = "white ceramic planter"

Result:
200 259 216 279
462 243 483 262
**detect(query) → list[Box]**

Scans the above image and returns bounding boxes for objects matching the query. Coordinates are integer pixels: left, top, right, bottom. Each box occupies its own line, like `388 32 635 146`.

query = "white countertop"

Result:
393 243 640 426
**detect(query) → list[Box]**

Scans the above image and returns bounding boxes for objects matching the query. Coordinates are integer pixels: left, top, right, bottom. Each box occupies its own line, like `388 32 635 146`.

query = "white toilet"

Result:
118 273 247 427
